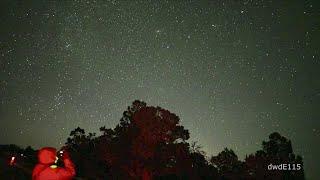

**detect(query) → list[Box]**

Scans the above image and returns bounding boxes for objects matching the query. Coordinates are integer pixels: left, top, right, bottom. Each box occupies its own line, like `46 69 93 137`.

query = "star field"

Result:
0 0 319 179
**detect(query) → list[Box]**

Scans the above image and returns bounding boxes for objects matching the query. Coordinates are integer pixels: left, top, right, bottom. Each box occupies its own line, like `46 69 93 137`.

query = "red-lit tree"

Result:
96 100 191 179
129 106 190 179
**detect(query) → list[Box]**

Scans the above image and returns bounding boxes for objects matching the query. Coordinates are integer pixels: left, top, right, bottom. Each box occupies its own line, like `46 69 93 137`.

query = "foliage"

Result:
0 101 305 180
244 132 305 180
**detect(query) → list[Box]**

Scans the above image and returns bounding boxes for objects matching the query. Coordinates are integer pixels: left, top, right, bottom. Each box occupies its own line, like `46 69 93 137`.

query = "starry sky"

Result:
0 0 319 179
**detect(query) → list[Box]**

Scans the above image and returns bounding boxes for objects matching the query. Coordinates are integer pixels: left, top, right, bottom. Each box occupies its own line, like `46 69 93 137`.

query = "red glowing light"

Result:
9 156 16 166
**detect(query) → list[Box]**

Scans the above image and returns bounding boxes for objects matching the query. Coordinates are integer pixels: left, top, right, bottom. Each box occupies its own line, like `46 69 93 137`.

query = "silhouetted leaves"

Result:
244 132 305 180
0 101 306 179
211 148 246 179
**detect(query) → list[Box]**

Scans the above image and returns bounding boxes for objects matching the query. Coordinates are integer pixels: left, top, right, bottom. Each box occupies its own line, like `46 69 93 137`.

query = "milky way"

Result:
0 1 319 179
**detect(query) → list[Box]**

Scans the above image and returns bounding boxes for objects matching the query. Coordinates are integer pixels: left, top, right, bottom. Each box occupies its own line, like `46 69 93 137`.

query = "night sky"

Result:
0 0 319 179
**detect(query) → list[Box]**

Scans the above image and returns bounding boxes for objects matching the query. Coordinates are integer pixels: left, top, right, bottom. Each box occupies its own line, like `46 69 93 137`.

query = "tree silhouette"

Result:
0 101 307 179
57 102 306 179
245 132 305 180
64 127 105 178
189 149 218 179
210 148 245 179
66 127 87 147
96 101 192 179
115 100 147 136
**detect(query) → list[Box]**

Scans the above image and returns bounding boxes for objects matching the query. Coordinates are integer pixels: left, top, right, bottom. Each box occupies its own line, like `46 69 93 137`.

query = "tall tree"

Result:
97 101 191 179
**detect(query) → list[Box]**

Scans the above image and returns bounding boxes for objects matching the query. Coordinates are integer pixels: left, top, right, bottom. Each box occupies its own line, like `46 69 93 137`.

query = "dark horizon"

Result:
0 0 319 179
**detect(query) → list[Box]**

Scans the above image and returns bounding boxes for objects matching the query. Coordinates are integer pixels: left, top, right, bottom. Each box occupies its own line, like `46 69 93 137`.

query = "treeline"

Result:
0 100 305 179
